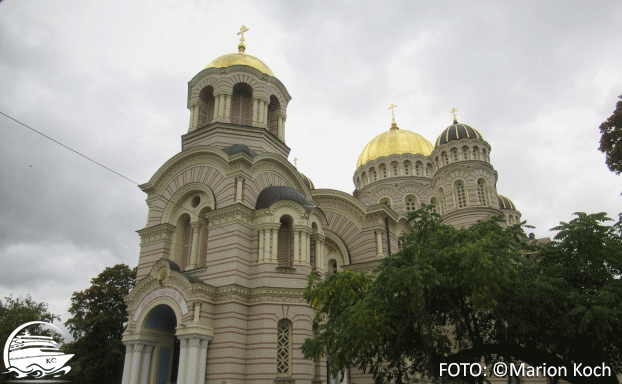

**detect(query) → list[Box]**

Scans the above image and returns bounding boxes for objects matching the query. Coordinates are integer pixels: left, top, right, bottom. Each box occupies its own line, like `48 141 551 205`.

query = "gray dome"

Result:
255 186 314 211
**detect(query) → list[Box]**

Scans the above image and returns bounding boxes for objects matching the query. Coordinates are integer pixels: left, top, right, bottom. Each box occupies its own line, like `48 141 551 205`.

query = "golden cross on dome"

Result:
293 157 298 168
451 108 458 121
237 25 249 53
388 103 399 129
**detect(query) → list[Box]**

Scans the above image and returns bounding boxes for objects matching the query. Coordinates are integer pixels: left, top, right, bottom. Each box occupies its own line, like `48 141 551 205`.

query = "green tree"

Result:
599 95 622 175
0 295 60 383
62 264 136 384
301 207 622 384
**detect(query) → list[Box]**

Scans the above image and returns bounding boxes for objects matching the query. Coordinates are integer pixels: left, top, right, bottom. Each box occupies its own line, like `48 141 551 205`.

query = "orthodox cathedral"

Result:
120 27 524 384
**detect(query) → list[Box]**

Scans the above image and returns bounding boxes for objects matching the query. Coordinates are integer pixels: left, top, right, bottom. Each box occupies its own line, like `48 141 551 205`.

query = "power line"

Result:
0 111 139 185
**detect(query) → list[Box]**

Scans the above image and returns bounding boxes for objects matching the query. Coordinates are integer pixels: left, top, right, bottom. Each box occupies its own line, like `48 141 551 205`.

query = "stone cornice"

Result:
136 223 176 245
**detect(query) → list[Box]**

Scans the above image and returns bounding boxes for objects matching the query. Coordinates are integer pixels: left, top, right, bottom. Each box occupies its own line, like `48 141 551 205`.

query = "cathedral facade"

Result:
120 30 523 384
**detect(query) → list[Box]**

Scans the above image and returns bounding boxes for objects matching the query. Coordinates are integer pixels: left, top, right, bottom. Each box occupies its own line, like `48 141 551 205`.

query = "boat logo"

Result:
2 321 73 379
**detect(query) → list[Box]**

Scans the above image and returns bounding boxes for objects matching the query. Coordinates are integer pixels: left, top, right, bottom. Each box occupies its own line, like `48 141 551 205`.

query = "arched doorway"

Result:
144 304 179 384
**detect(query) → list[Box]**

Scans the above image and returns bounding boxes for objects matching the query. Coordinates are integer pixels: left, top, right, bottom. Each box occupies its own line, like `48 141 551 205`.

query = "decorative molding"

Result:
161 182 216 224
137 223 176 245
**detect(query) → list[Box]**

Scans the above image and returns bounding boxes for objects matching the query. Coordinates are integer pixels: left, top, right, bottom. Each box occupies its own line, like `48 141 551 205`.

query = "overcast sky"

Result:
1 0 621 337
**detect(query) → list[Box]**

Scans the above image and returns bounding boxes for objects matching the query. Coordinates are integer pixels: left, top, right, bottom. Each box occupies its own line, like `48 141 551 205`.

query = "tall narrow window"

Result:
277 216 293 268
404 162 410 175
443 152 449 165
373 169 377 181
439 188 446 214
181 218 193 271
393 164 398 176
426 164 432 177
382 166 387 179
482 149 488 162
477 180 487 206
199 86 215 126
276 319 292 376
472 147 479 160
455 181 466 208
452 149 458 162
267 95 280 136
462 146 469 160
230 83 253 125
430 197 437 213
415 162 421 176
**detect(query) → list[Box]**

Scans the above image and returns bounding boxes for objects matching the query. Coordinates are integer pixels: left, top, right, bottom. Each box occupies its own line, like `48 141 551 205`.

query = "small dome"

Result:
357 129 434 170
435 121 484 148
299 172 315 190
255 186 314 211
205 52 274 77
497 195 517 210
221 144 257 157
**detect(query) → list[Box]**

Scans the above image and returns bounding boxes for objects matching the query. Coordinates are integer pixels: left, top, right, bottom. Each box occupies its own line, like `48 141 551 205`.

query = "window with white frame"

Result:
477 180 487 206
276 319 292 376
455 181 467 208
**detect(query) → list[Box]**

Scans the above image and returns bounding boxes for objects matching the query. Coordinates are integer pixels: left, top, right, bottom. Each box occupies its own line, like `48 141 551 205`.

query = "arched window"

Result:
508 215 513 226
426 164 432 177
415 161 422 176
267 95 280 137
430 197 437 213
435 156 439 169
379 197 391 207
462 146 469 160
372 168 377 181
276 319 292 376
381 165 387 179
181 217 192 270
199 86 215 126
404 195 418 211
455 181 466 208
477 179 487 206
277 216 293 268
230 83 253 125
482 149 488 162
442 152 449 165
362 172 367 186
472 146 479 160
452 148 458 162
328 259 338 274
404 161 411 175
392 162 398 177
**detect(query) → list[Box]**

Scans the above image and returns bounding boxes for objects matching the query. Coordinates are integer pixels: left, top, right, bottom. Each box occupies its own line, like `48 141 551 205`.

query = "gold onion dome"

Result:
205 52 275 77
497 195 517 210
435 119 484 148
205 25 274 77
357 127 434 169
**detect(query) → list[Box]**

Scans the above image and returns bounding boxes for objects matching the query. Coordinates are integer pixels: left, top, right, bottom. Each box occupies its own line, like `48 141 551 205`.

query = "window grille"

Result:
276 320 292 375
455 182 466 208
477 180 487 206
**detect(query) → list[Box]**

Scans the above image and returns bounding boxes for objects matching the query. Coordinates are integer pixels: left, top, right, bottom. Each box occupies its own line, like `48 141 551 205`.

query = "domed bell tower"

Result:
430 108 502 227
182 26 292 158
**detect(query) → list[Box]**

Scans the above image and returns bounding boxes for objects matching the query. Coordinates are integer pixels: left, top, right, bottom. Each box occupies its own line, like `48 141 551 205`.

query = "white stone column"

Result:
376 230 384 257
193 104 200 131
252 98 259 124
235 177 244 203
306 232 311 265
121 341 134 384
258 100 264 126
258 229 265 262
188 222 201 269
214 95 220 120
300 231 306 264
319 238 325 272
263 102 269 125
129 342 143 384
277 116 284 140
224 94 231 120
193 302 201 323
294 230 300 263
188 105 195 132
220 95 226 118
139 343 154 384
271 228 278 262
186 337 201 384
177 337 189 384
197 337 211 384
314 238 320 270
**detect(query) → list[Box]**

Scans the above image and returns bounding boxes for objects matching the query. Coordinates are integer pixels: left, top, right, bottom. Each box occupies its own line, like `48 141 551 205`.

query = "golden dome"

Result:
357 128 434 169
205 52 275 77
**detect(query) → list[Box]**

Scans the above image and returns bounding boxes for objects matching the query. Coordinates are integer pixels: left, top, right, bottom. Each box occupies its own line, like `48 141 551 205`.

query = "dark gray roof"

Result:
221 144 257 157
255 186 314 211
435 121 484 148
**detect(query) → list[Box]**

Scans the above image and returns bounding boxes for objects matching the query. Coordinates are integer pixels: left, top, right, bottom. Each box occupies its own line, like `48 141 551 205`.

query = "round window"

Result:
191 196 201 208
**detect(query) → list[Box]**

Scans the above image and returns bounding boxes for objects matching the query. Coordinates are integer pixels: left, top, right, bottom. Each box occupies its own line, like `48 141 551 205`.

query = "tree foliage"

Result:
599 95 622 175
62 264 136 384
0 295 60 383
302 206 622 384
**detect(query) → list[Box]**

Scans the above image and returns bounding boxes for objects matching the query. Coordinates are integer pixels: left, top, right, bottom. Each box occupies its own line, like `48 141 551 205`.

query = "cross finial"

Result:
451 108 458 123
293 157 298 168
388 103 399 130
237 25 249 53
